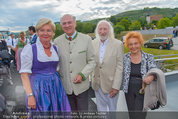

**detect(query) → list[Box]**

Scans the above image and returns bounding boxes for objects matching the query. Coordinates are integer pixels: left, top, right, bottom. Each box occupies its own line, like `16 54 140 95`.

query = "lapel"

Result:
95 39 100 65
34 34 37 39
101 38 112 65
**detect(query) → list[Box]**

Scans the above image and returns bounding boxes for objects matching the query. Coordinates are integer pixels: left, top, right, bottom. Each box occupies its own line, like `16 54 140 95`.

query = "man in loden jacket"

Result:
54 14 96 112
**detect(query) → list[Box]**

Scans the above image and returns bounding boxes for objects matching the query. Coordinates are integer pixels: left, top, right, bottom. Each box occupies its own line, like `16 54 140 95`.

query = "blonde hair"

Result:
19 31 26 36
36 18 56 33
125 31 144 48
95 20 115 40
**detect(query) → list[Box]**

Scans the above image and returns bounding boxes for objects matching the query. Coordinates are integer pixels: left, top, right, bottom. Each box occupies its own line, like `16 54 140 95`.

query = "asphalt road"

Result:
0 65 97 115
171 37 178 50
0 66 26 114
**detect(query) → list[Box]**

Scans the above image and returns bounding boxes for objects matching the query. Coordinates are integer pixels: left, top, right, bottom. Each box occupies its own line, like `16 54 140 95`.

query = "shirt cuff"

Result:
19 69 32 74
79 72 86 81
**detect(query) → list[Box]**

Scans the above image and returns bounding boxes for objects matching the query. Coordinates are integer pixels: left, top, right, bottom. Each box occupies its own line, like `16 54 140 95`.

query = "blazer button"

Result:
70 71 72 73
70 61 72 64
70 51 72 54
100 66 102 69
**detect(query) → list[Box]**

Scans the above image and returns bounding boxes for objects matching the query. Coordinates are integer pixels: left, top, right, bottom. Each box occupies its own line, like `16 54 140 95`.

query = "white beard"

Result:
99 36 108 41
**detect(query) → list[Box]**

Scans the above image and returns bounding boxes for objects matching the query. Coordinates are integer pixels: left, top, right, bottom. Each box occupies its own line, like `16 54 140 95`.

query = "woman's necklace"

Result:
43 44 51 49
131 52 142 63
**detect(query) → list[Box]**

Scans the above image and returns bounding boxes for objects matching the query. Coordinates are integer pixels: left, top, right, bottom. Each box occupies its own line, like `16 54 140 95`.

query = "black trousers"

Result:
10 49 16 66
67 89 89 112
125 77 147 119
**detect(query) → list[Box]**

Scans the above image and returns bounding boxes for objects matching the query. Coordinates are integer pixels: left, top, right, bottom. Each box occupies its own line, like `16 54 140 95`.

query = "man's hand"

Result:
73 74 82 84
109 88 119 98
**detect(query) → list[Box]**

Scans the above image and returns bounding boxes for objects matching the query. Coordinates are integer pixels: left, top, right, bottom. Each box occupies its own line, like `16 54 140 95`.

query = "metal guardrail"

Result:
155 57 178 61
154 54 178 71
154 54 178 58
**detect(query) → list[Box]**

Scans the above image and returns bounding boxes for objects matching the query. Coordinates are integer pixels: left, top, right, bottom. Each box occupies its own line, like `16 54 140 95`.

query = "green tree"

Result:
82 22 93 33
92 24 97 33
172 14 178 27
117 18 131 31
138 18 147 29
54 24 63 39
114 24 125 34
76 21 83 32
109 16 117 25
129 21 141 30
157 18 172 29
151 20 158 26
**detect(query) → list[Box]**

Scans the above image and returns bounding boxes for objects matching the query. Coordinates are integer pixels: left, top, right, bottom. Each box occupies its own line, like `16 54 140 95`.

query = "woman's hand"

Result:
20 39 24 43
28 96 36 109
143 75 155 85
21 73 35 109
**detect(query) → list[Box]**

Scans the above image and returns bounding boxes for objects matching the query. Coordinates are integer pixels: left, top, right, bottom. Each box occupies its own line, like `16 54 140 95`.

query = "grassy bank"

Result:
124 47 178 54
124 47 178 71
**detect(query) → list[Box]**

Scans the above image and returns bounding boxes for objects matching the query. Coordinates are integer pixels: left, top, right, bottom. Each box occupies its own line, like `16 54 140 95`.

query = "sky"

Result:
0 0 178 32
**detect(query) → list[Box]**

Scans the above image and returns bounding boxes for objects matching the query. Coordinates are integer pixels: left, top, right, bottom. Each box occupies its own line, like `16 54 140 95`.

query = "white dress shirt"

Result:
99 38 109 63
66 31 77 39
6 37 18 48
19 38 59 73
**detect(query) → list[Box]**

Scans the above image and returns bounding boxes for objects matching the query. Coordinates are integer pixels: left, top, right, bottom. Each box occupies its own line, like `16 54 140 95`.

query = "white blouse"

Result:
19 38 59 73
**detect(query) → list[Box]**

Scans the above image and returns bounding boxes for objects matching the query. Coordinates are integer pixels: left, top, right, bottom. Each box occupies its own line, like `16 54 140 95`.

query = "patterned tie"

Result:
69 37 72 41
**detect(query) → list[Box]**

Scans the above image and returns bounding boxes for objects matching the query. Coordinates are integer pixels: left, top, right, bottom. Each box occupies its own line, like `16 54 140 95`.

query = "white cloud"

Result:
0 26 9 31
0 19 5 24
15 0 51 8
0 0 177 32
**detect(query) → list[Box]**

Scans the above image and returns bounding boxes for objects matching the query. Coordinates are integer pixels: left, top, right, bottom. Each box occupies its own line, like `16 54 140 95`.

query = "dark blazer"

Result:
30 34 37 44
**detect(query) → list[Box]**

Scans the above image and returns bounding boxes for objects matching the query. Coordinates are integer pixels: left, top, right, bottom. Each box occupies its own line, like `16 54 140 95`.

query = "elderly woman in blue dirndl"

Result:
20 18 71 112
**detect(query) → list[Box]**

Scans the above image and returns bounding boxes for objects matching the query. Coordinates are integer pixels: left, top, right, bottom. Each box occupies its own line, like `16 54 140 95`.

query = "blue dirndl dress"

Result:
26 44 71 112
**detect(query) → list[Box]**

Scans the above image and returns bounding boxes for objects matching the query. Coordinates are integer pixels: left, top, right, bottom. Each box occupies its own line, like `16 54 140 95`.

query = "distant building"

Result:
0 30 10 40
146 15 163 24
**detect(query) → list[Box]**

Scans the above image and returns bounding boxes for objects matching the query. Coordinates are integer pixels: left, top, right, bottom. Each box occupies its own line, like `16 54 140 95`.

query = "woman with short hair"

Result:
20 18 71 112
122 31 157 119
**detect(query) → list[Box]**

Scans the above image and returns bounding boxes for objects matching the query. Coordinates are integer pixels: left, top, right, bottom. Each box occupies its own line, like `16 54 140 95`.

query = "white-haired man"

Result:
92 20 123 111
54 14 96 112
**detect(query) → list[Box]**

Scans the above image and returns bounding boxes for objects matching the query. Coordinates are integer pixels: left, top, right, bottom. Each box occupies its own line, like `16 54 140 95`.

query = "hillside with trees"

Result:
114 7 178 22
54 7 178 39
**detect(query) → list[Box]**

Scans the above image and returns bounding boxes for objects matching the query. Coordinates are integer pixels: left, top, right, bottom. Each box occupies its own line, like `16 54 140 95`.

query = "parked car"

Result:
144 37 173 49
